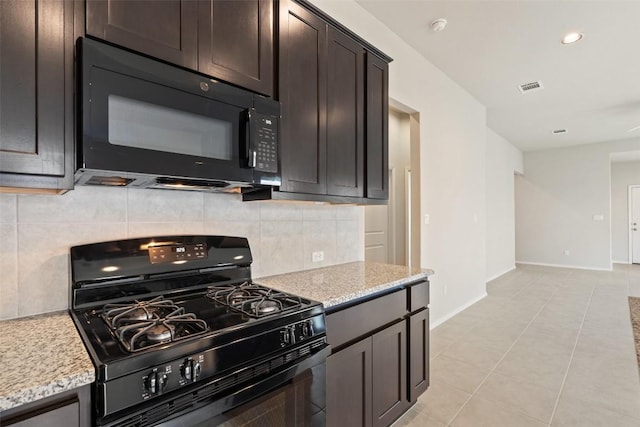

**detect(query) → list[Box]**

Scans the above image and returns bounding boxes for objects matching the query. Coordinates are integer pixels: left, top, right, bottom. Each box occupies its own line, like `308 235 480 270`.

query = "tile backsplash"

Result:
0 187 364 320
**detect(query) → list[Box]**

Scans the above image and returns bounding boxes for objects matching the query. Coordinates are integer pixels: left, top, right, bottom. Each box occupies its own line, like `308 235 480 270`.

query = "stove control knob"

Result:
300 320 313 338
146 370 168 395
193 362 202 381
182 359 202 382
280 328 291 346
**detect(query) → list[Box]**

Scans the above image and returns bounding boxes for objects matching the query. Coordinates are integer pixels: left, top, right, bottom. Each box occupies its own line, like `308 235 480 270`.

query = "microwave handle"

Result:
245 108 256 168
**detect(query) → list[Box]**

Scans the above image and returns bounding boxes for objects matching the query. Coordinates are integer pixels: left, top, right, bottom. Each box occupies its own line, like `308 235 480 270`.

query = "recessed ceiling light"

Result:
561 32 583 44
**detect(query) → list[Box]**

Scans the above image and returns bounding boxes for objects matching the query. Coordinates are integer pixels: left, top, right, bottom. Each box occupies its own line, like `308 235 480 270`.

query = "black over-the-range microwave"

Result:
75 37 281 193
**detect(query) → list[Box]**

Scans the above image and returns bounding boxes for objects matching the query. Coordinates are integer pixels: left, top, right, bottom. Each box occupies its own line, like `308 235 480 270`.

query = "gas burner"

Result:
105 308 208 352
102 296 180 329
254 300 280 315
206 282 303 318
145 324 175 342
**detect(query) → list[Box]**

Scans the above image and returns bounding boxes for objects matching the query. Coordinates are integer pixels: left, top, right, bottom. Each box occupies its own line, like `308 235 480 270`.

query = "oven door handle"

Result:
156 344 331 427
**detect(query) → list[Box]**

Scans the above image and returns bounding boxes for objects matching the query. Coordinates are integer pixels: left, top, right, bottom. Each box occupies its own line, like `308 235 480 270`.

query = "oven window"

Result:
108 95 233 160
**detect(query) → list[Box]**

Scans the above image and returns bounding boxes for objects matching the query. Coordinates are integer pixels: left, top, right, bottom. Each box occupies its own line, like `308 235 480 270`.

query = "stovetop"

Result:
75 283 320 365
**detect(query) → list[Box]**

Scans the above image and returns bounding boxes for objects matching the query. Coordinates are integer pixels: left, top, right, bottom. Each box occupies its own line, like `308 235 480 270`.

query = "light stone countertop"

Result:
256 261 433 310
0 311 95 412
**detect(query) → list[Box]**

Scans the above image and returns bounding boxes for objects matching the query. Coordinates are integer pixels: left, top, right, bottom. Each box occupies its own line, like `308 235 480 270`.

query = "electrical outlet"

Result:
564 249 570 256
424 214 430 225
312 251 324 263
443 284 447 296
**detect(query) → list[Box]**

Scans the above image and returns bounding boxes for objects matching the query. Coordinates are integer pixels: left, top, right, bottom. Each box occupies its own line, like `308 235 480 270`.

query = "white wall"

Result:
311 0 488 325
515 138 640 270
611 161 640 263
0 188 363 320
486 128 523 281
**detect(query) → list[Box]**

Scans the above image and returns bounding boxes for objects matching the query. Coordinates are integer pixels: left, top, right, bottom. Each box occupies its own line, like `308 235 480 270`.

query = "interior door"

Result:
365 205 389 263
632 187 640 264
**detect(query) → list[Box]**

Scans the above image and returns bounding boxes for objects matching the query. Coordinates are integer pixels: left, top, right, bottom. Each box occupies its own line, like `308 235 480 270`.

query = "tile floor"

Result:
394 263 640 427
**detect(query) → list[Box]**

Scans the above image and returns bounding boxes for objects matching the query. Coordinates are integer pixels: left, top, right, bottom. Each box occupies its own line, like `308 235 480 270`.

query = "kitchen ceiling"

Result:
356 0 640 151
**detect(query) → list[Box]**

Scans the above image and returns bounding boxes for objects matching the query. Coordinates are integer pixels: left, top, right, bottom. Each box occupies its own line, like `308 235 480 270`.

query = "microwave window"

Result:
108 95 233 160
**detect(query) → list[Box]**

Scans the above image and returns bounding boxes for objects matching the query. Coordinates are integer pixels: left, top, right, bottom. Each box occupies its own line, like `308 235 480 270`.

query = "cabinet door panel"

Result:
198 0 273 96
327 338 372 427
326 27 364 197
278 0 327 195
372 321 407 427
0 0 67 177
9 400 79 427
409 308 430 402
86 0 197 68
366 53 389 200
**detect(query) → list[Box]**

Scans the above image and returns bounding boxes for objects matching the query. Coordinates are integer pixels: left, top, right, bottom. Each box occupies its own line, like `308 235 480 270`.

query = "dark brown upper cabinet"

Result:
366 53 389 200
0 0 76 193
278 0 327 195
326 27 364 198
275 0 391 204
86 0 273 96
86 0 198 69
198 0 273 96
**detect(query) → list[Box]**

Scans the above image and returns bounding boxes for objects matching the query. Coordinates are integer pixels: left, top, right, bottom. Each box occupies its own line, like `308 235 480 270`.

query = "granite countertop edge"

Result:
256 261 434 312
323 270 432 310
0 311 96 412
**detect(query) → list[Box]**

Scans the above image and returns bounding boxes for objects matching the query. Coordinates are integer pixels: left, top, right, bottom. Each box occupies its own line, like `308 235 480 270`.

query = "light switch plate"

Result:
593 214 604 221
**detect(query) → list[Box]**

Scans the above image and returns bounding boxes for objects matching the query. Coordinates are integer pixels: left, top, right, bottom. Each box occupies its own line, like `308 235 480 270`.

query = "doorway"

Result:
365 107 420 267
630 185 640 264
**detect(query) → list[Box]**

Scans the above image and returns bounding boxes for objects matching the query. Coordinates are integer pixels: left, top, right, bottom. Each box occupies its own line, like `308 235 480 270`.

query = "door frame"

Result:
628 185 640 264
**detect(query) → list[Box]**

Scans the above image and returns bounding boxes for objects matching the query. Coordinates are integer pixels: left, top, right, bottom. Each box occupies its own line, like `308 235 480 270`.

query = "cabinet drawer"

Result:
407 280 429 312
326 289 406 348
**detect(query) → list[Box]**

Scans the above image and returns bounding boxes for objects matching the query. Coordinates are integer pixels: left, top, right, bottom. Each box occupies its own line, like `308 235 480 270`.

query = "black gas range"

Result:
69 235 329 427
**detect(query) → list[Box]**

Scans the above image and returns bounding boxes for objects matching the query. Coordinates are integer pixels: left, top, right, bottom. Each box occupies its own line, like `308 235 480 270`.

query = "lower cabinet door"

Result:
408 308 430 402
7 400 79 427
326 337 372 427
372 321 408 427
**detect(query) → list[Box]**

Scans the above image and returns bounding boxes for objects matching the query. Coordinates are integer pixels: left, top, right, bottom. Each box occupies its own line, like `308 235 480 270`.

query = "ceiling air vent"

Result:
552 129 568 135
518 80 544 93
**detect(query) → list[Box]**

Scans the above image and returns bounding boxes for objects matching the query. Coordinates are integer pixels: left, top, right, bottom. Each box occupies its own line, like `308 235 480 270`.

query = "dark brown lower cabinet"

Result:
372 321 408 427
326 280 430 426
408 308 430 402
326 321 409 427
326 338 372 427
0 385 90 427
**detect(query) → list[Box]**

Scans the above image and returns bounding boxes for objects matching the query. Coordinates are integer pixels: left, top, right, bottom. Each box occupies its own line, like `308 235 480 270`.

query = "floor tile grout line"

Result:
547 280 596 425
444 285 555 426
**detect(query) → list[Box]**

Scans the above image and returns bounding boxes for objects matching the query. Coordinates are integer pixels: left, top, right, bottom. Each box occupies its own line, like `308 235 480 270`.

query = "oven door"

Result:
79 38 254 184
157 345 329 427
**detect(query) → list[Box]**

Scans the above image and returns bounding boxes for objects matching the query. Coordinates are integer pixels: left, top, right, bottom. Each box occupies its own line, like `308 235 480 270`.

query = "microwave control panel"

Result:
252 113 278 173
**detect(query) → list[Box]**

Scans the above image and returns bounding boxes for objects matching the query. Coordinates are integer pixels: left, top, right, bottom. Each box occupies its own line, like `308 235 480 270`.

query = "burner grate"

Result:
102 297 208 352
206 282 304 318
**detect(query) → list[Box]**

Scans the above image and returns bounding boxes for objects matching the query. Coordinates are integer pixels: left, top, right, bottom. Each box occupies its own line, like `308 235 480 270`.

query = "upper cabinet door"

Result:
198 0 273 97
278 0 327 195
326 27 364 198
86 0 198 69
0 0 72 184
366 53 389 200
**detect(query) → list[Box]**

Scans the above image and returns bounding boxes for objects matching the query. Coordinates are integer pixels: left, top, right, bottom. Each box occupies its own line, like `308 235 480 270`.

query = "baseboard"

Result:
486 265 516 283
515 260 612 272
612 260 631 265
430 292 488 330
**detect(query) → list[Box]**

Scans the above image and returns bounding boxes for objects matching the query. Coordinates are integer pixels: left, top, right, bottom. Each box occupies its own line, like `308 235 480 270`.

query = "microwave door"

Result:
81 64 253 184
